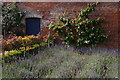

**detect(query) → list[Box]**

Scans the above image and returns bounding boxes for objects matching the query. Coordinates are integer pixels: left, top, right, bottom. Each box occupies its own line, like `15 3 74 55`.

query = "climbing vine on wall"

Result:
2 2 25 36
49 2 107 47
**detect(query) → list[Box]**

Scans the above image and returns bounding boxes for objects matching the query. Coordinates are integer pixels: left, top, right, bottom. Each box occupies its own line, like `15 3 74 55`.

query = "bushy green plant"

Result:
2 2 25 36
1 42 47 59
49 2 107 47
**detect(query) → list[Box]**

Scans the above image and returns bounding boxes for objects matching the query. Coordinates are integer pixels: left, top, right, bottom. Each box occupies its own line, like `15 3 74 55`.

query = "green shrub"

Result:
1 42 48 59
49 2 107 47
2 2 25 36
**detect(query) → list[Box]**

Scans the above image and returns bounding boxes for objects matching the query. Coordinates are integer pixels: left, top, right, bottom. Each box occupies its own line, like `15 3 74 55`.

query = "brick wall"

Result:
4 2 120 49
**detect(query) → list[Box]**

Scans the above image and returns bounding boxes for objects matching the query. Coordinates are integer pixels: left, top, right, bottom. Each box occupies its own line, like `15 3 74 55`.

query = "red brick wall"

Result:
3 2 120 49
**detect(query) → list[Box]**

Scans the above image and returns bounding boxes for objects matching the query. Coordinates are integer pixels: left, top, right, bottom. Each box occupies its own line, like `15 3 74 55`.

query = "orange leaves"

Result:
3 27 59 51
3 35 46 51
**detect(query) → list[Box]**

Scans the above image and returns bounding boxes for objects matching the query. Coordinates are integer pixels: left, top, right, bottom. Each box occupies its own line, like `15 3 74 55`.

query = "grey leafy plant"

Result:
2 46 118 78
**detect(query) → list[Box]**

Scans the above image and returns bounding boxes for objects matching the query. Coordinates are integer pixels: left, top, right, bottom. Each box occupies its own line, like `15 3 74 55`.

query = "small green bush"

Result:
1 42 48 60
2 2 25 36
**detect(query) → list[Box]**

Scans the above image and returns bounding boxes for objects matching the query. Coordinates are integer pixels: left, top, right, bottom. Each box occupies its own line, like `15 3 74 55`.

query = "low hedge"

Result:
2 27 58 60
2 42 48 62
3 27 57 52
3 35 45 51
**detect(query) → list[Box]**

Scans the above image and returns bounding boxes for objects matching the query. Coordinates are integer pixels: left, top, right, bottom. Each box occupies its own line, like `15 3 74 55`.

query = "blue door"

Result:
26 18 40 35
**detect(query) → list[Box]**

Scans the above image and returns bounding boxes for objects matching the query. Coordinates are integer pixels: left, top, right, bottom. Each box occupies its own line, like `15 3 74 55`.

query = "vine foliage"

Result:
49 2 107 47
2 2 25 36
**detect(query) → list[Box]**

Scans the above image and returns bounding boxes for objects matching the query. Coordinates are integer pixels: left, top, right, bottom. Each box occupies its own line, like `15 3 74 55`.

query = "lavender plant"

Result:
2 46 118 78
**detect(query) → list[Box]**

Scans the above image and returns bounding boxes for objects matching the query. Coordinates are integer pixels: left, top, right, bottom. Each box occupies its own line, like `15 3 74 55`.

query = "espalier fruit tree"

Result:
49 2 107 47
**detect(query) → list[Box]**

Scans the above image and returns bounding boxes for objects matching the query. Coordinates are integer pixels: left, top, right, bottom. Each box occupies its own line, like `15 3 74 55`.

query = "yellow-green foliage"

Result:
3 35 47 51
49 2 107 47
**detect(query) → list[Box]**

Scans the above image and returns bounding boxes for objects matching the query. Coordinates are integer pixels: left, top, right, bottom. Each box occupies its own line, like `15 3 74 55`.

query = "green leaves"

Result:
78 2 100 18
48 2 107 47
2 3 25 35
